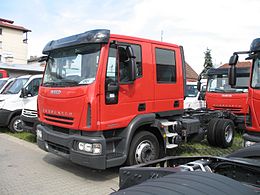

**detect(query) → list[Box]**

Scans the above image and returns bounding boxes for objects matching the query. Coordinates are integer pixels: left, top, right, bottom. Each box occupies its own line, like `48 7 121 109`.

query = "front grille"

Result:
213 106 242 113
47 141 70 154
44 113 74 126
22 109 38 118
51 125 70 134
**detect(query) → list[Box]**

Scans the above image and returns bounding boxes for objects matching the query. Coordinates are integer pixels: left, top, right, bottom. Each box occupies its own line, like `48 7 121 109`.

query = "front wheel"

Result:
126 131 160 165
9 115 23 133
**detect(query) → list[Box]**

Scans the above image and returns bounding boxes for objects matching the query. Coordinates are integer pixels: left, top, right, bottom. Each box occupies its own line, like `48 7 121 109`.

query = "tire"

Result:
227 143 260 159
215 119 235 148
9 115 23 133
207 118 220 146
113 171 257 195
126 131 160 166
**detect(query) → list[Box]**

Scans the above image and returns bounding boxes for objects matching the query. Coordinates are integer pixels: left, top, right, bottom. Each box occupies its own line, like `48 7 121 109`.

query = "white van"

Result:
184 81 206 110
0 74 42 132
0 77 15 94
21 95 38 134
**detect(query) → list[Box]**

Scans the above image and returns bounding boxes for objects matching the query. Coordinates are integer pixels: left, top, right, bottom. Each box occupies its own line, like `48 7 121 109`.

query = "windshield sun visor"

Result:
43 29 110 55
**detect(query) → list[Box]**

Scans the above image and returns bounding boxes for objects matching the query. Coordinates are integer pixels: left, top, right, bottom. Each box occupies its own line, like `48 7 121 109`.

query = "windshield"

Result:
186 84 198 97
2 78 28 94
0 80 7 89
43 44 101 87
207 75 248 93
251 58 260 89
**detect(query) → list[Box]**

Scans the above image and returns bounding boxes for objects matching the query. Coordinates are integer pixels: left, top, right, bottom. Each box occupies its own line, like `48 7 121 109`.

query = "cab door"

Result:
152 44 184 114
100 41 152 130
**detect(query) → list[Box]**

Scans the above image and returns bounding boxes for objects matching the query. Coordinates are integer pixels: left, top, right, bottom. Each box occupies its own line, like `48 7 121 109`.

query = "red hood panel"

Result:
39 86 87 99
206 93 247 114
38 86 94 129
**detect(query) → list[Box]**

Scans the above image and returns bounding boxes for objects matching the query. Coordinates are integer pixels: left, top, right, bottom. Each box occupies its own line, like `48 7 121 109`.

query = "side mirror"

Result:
197 81 201 91
126 46 136 82
198 91 206 100
38 56 48 62
229 54 238 65
20 88 28 98
228 65 237 87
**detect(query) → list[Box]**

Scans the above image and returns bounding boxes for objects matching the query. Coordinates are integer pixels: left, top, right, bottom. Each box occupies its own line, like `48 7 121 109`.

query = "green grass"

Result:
0 127 243 157
0 128 36 143
175 133 243 157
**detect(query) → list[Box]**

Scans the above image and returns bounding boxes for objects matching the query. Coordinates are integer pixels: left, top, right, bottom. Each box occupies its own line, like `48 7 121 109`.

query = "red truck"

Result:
36 29 236 169
229 38 260 146
205 67 250 130
0 69 8 78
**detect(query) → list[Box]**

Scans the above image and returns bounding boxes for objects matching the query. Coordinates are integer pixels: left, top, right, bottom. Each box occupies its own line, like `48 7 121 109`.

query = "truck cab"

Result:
36 29 188 169
0 74 42 132
229 38 260 146
206 68 249 129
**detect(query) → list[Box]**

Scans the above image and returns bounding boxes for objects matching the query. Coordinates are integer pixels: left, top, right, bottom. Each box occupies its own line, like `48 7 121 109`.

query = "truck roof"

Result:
43 29 180 54
207 67 250 76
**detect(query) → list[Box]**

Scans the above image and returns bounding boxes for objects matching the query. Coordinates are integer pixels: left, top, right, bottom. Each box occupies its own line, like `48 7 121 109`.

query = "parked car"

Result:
0 74 42 132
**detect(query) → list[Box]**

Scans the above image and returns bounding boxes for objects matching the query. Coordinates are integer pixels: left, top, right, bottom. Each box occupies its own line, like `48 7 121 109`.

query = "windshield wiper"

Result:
43 79 79 87
43 81 61 87
58 79 79 87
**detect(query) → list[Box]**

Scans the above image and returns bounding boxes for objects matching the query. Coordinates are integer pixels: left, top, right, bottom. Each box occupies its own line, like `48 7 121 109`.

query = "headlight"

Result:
36 129 42 139
78 142 102 155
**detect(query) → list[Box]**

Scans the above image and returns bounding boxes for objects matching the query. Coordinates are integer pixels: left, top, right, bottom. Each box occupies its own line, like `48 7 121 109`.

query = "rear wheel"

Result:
126 131 160 165
9 115 23 133
216 119 235 148
207 118 220 146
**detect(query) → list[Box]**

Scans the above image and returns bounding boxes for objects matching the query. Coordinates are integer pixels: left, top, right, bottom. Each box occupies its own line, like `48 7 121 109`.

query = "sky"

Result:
1 0 260 74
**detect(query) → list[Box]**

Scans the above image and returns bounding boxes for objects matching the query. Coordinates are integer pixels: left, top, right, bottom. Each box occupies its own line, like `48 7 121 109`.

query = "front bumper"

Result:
0 109 12 126
21 115 39 134
37 124 107 169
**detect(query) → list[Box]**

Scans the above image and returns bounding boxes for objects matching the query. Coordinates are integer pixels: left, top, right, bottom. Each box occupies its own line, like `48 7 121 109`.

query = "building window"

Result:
0 55 1 62
156 48 176 83
0 28 2 35
0 41 2 48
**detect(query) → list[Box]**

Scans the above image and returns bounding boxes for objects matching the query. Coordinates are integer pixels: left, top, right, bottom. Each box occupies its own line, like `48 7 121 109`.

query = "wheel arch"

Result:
7 109 22 125
120 114 165 159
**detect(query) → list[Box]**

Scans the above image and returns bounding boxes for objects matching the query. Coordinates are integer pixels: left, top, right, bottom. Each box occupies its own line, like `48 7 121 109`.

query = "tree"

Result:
203 48 213 69
198 48 214 80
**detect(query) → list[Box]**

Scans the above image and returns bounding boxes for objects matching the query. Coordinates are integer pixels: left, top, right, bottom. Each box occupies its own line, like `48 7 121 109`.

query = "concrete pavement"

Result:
0 133 119 195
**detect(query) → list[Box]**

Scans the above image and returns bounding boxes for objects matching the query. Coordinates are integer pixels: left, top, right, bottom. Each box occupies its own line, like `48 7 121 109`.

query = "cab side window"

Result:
118 44 142 83
156 48 176 83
